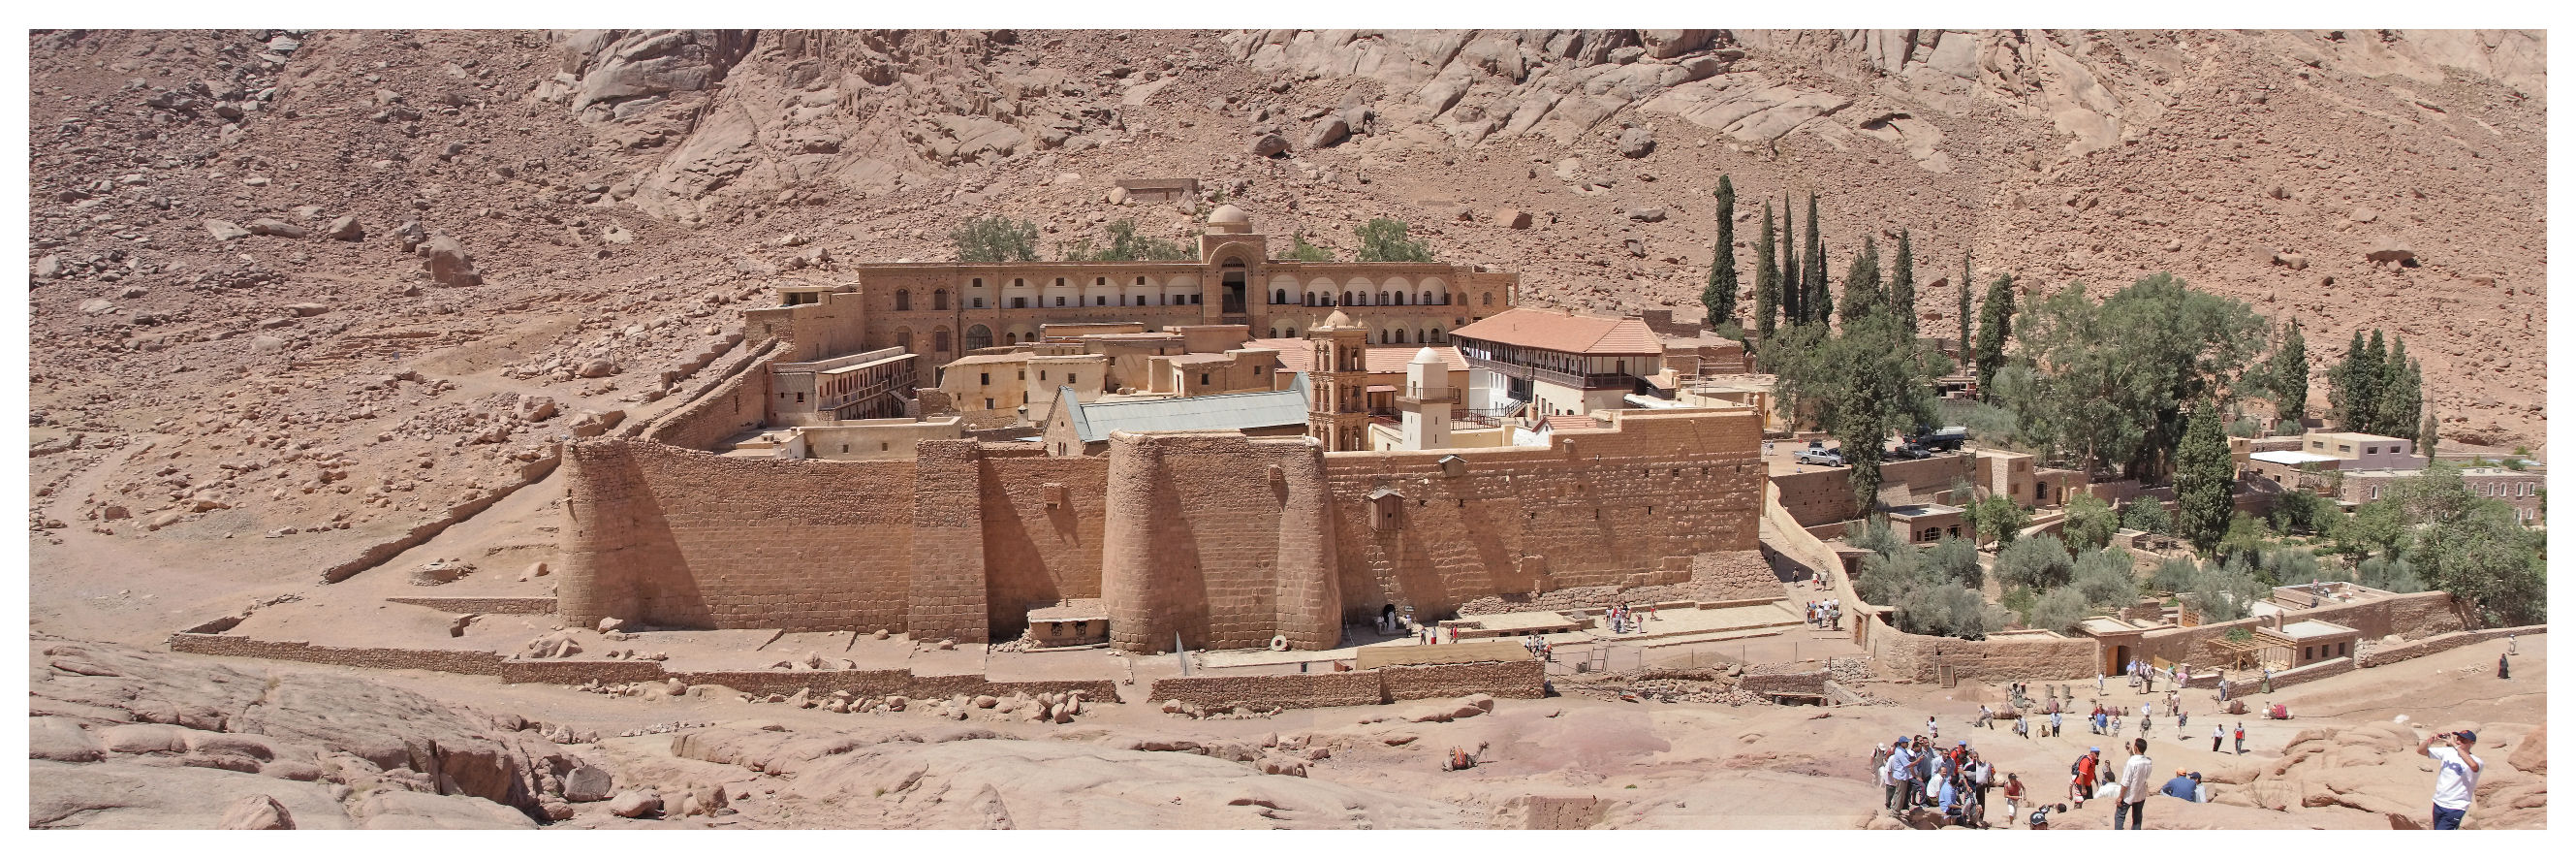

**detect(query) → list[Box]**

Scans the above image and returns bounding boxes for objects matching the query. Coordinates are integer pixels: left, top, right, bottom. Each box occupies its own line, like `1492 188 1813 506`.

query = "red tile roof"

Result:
1448 308 1663 355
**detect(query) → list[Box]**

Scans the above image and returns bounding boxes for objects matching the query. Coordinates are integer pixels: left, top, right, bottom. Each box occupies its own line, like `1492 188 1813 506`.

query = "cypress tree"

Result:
1753 203 1779 339
2419 400 2440 460
2173 401 2234 554
2373 337 2419 437
1890 229 1916 336
1974 272 2016 396
1957 251 1973 373
1802 193 1830 324
1779 192 1802 325
2352 330 2387 432
2274 319 2308 430
1839 235 1883 322
1705 176 1739 329
2328 330 2370 431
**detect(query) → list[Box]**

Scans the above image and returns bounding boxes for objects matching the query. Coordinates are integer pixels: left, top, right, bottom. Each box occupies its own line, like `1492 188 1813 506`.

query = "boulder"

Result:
1617 126 1656 158
30 716 105 762
324 215 363 240
2364 237 2416 265
2508 723 2545 775
1627 207 1666 222
393 220 428 253
246 218 307 239
422 233 483 287
577 359 617 378
1639 30 1714 59
204 219 251 240
563 764 614 802
1305 116 1351 149
2272 250 2309 270
219 794 296 830
606 789 662 818
1498 209 1533 230
1249 134 1291 157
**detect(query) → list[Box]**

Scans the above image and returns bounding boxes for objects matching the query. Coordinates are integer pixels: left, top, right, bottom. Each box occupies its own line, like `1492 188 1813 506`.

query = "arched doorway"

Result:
1221 258 1248 314
964 324 992 351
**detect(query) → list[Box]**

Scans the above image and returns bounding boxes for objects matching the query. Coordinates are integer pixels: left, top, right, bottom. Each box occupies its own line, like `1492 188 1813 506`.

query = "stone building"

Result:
1042 378 1313 457
1451 307 1665 425
743 206 1520 382
2341 464 2545 524
2302 430 2427 471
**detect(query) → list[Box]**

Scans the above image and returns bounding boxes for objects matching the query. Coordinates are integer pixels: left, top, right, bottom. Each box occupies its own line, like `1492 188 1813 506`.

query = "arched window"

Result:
1394 330 1407 343
1342 291 1354 305
1378 291 1391 304
1274 289 1289 304
895 289 911 311
1482 292 1494 305
933 328 952 353
933 289 949 310
1429 327 1442 342
1286 328 1298 337
1420 291 1432 304
965 325 992 351
893 327 913 353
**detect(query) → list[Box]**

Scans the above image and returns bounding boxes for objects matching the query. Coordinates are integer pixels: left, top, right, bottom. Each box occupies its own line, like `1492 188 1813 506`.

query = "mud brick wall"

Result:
2286 591 2466 641
1147 670 1387 711
1381 659 1546 700
385 596 559 615
2357 624 2543 668
1503 794 1609 830
1866 616 2100 683
1101 431 1338 652
1773 454 1974 527
1736 669 1832 697
978 448 1112 638
1324 409 1764 624
908 440 990 644
559 439 918 633
167 634 506 675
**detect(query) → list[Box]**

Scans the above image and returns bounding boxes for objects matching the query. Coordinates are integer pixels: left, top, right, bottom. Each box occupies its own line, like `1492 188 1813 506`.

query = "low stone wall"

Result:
494 658 675 685
1738 669 1832 697
168 633 507 675
1867 616 2099 683
1382 660 1546 701
385 596 559 615
2357 624 2543 668
1148 670 1387 711
2259 655 2353 691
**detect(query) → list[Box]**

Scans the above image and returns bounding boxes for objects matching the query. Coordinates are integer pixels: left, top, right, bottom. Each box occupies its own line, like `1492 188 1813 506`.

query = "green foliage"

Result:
1936 398 2020 451
2328 329 2382 432
2355 556 2427 593
1801 194 1831 325
1895 583 2009 639
2121 499 2171 536
2026 586 2091 634
1766 312 1934 510
2412 493 2547 626
1968 495 2030 547
2001 585 2037 620
2222 625 2254 643
951 215 1040 262
1057 219 1196 262
2185 560 2264 622
1928 536 1984 589
2331 499 2410 563
1856 545 1924 606
2418 405 2440 460
1994 534 2073 590
2147 556 2201 594
1287 232 1336 262
2270 319 2309 428
2173 402 2234 553
2226 416 2263 438
2070 547 2140 608
1973 272 2016 395
1779 193 1802 327
2217 513 2275 570
1956 251 1974 377
1993 274 2271 479
1753 203 1779 339
2261 547 2322 586
2062 493 2120 553
1353 218 1434 262
1706 176 1739 329
1860 541 2006 638
2269 489 2340 536
1838 235 1884 323
1850 515 1904 557
1891 230 1917 336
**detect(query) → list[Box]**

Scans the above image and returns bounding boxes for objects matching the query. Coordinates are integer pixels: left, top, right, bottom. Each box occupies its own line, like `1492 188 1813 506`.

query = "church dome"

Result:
1206 205 1252 234
1320 309 1355 330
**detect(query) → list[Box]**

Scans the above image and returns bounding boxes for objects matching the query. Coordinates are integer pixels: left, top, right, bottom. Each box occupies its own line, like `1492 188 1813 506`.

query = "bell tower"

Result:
1306 310 1370 452
1398 346 1454 451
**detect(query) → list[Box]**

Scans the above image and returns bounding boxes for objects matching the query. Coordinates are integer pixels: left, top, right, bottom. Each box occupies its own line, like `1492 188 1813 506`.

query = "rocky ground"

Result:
19 28 2549 829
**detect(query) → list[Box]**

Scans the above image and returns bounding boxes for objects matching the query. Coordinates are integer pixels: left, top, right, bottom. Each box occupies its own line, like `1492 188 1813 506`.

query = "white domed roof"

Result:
1411 346 1443 364
1208 204 1249 225
1320 309 1355 329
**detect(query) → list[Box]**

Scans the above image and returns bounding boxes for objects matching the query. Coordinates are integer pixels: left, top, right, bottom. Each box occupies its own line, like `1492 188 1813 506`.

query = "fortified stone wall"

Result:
1100 431 1339 652
384 596 560 615
1324 409 1764 624
978 446 1112 637
560 440 918 633
644 341 783 452
1773 454 1977 527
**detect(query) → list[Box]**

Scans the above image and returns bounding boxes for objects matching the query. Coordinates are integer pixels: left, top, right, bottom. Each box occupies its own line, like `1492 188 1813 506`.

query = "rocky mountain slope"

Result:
23 28 2546 645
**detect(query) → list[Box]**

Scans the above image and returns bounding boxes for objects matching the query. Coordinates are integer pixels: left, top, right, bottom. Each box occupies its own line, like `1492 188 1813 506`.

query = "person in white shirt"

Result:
2419 729 2484 830
2114 738 2154 830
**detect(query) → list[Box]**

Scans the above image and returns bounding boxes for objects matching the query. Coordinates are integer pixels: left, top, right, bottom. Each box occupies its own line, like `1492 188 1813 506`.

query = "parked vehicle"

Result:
1796 448 1845 466
1906 426 1970 451
1888 443 1932 461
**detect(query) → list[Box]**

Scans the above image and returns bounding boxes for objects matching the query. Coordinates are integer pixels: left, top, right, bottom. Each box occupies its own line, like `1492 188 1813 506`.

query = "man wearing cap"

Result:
1885 735 1916 811
2418 729 2484 830
2161 769 2201 802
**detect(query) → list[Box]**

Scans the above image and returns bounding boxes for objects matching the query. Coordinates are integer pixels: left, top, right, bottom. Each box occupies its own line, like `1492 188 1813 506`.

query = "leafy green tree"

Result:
2419 404 2439 459
1752 203 1779 339
2272 319 2309 430
1287 232 1336 262
1838 236 1883 323
1769 312 1933 510
1994 533 2074 590
2331 499 2411 563
2184 560 2264 622
1061 220 1196 261
2414 499 2545 626
1850 515 1904 557
2374 339 2421 439
1705 176 1739 329
1891 230 1917 336
2147 556 2201 594
1353 218 1435 262
1927 536 1983 589
1968 494 2029 547
2026 587 2091 633
951 215 1041 262
2062 493 2120 552
1779 192 1802 326
2120 499 2170 535
1857 544 1924 605
2329 329 2383 432
1956 251 1974 375
2071 547 2139 608
2355 555 2427 593
1972 272 2016 396
2173 402 2234 553
2217 514 2275 573
1995 274 2270 479
1896 583 2009 639
2270 487 2340 536
1801 193 1830 325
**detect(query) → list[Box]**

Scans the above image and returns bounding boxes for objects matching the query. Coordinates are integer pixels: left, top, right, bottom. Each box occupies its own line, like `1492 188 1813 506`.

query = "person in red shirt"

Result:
2072 748 2101 808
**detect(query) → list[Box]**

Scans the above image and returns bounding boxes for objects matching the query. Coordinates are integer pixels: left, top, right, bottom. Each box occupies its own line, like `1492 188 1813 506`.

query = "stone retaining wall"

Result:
168 633 507 675
2357 624 2543 668
1866 615 2100 683
1737 669 1832 697
1148 670 1388 711
1382 660 1546 701
317 450 559 584
385 596 559 615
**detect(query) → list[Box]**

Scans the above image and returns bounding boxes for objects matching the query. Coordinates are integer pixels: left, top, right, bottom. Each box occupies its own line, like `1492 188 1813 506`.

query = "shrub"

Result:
2356 556 2427 593
2147 556 2201 595
2063 493 2120 552
2071 547 2139 608
1353 218 1434 262
1968 496 2030 547
950 215 1040 262
2121 499 2171 535
1856 546 1925 606
2026 587 2091 634
1994 534 2073 590
1926 537 1983 589
1287 231 1336 262
2184 562 2263 622
1896 582 2007 639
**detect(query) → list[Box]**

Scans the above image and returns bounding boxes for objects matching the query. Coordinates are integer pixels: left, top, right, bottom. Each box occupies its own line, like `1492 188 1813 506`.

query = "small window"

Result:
973 297 986 308
1018 370 1024 380
1190 295 1201 304
980 372 990 385
1055 277 1066 286
2366 446 2378 455
895 290 912 311
1135 276 1147 285
1040 370 1048 381
1200 373 1210 386
2303 647 2313 660
1096 296 1107 305
1067 373 1078 385
1055 297 1066 306
984 398 994 409
1095 277 1107 286
1013 297 1028 308
1014 278 1025 287
881 442 890 452
972 278 984 288
841 444 849 453
796 393 805 403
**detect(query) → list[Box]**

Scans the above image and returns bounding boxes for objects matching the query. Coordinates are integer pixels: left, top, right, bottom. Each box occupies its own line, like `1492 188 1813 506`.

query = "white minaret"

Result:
1399 346 1455 451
